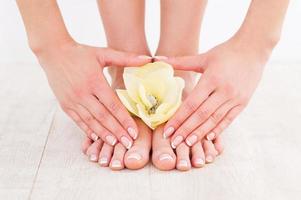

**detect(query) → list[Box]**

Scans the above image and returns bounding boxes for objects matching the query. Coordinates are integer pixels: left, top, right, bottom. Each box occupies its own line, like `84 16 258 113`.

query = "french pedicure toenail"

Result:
121 136 132 149
171 136 183 149
195 158 205 166
106 135 117 146
91 133 99 141
127 127 138 140
111 160 122 168
127 153 142 161
159 154 173 161
206 132 215 141
206 155 214 163
163 127 175 138
178 160 188 167
186 135 197 146
90 154 97 161
99 157 108 165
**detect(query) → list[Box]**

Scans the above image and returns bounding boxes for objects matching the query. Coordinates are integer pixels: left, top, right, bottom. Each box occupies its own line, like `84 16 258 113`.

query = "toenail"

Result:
90 154 97 161
186 135 197 146
171 136 183 149
121 136 132 149
206 155 214 163
106 135 117 146
127 127 138 140
91 133 99 141
206 132 215 141
195 158 205 166
99 157 108 165
127 153 142 161
111 160 122 168
163 127 175 138
178 159 188 167
159 154 173 161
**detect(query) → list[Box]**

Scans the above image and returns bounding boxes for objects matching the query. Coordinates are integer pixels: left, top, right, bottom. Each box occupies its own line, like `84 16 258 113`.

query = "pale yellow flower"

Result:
116 61 185 129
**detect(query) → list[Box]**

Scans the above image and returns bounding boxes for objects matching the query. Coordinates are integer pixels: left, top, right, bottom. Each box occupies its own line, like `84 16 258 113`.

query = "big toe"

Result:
152 125 176 171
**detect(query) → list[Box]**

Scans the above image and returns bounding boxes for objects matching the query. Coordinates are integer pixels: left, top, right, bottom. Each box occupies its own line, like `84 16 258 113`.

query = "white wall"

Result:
0 0 300 64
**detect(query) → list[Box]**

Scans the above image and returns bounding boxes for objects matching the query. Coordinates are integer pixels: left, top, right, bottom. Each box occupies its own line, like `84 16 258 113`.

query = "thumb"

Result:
97 48 152 67
154 54 207 73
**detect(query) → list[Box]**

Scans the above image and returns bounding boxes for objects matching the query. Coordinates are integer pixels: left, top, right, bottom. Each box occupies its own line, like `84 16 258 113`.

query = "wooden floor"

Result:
0 62 301 200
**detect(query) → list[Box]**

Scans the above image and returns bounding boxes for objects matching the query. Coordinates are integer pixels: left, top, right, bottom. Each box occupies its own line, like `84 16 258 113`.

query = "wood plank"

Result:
0 63 57 200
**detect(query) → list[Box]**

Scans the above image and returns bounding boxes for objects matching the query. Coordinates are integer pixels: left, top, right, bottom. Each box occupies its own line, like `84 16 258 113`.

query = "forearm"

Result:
16 0 73 53
235 0 289 51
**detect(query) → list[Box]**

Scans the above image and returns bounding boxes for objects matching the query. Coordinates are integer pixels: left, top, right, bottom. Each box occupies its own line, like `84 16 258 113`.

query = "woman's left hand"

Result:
156 37 272 148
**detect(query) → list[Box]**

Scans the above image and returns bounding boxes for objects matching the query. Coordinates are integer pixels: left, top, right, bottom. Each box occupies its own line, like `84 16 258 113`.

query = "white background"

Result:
0 0 300 64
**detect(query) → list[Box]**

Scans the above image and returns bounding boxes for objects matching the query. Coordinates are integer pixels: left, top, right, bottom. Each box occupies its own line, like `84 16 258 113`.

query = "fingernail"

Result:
138 55 152 59
195 158 205 166
99 157 108 165
91 133 99 141
206 155 214 163
178 159 188 167
90 154 97 161
111 160 122 168
171 135 183 149
106 135 117 146
154 55 168 60
163 127 175 138
159 154 173 161
121 136 132 149
128 127 138 140
206 132 215 141
127 153 142 161
186 135 197 146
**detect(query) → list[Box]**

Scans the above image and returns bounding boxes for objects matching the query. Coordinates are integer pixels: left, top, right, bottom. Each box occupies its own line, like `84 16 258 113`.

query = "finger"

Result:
93 79 138 140
153 54 206 73
86 139 103 162
203 140 218 163
74 105 118 147
163 77 215 138
184 100 237 146
171 91 227 149
191 141 205 168
210 105 244 139
98 48 152 67
80 96 134 149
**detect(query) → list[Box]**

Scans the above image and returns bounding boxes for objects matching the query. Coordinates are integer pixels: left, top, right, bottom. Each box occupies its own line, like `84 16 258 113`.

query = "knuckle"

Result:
184 100 199 112
210 112 222 124
83 115 94 123
108 102 120 113
195 107 210 120
95 111 106 122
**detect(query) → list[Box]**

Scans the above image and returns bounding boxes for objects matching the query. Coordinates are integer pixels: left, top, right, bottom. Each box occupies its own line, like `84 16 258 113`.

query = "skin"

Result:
159 0 290 148
16 0 153 150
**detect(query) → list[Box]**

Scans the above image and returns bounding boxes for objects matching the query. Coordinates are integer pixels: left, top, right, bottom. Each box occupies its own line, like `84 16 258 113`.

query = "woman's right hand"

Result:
35 40 151 149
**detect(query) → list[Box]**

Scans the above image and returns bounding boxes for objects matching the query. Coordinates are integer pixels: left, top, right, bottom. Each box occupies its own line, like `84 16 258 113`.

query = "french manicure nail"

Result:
195 158 205 166
178 160 188 167
128 127 138 140
186 135 197 146
206 132 215 141
159 154 173 161
111 160 122 168
127 153 142 161
154 55 168 60
163 127 175 138
138 55 152 59
121 136 132 149
91 133 99 141
171 135 184 149
206 155 214 163
106 135 117 146
99 157 108 165
90 154 97 161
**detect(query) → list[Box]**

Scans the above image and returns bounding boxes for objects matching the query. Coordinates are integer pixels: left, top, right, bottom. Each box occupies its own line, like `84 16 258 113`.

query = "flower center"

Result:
147 94 160 115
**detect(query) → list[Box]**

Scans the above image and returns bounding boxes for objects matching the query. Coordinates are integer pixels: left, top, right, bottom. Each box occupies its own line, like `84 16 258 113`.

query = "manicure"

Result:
186 135 197 146
128 127 138 140
121 136 132 149
91 133 99 141
171 135 184 149
206 132 215 141
163 127 175 138
105 135 117 146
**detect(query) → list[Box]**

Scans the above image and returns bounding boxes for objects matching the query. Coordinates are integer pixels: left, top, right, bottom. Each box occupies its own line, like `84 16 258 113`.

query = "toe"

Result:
81 137 93 154
152 125 176 171
125 119 152 170
203 140 218 164
191 141 205 168
110 143 126 171
86 139 103 162
176 143 191 171
98 143 114 167
213 136 224 155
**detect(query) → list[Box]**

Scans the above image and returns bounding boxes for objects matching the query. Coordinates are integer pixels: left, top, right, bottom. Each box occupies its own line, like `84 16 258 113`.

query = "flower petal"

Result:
116 89 139 116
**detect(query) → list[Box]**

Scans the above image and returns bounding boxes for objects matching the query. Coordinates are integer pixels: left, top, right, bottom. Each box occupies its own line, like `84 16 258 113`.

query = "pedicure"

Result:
171 135 184 149
111 160 122 168
121 136 132 149
90 154 97 161
127 153 142 161
186 135 197 146
178 160 188 167
99 157 108 165
127 127 138 140
138 55 152 59
91 133 99 141
195 158 205 166
206 155 214 163
106 135 117 146
163 127 175 138
159 154 173 161
206 132 215 141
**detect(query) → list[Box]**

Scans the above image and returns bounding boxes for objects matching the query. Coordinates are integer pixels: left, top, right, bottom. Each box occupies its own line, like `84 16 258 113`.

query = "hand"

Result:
156 37 271 148
36 40 151 149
